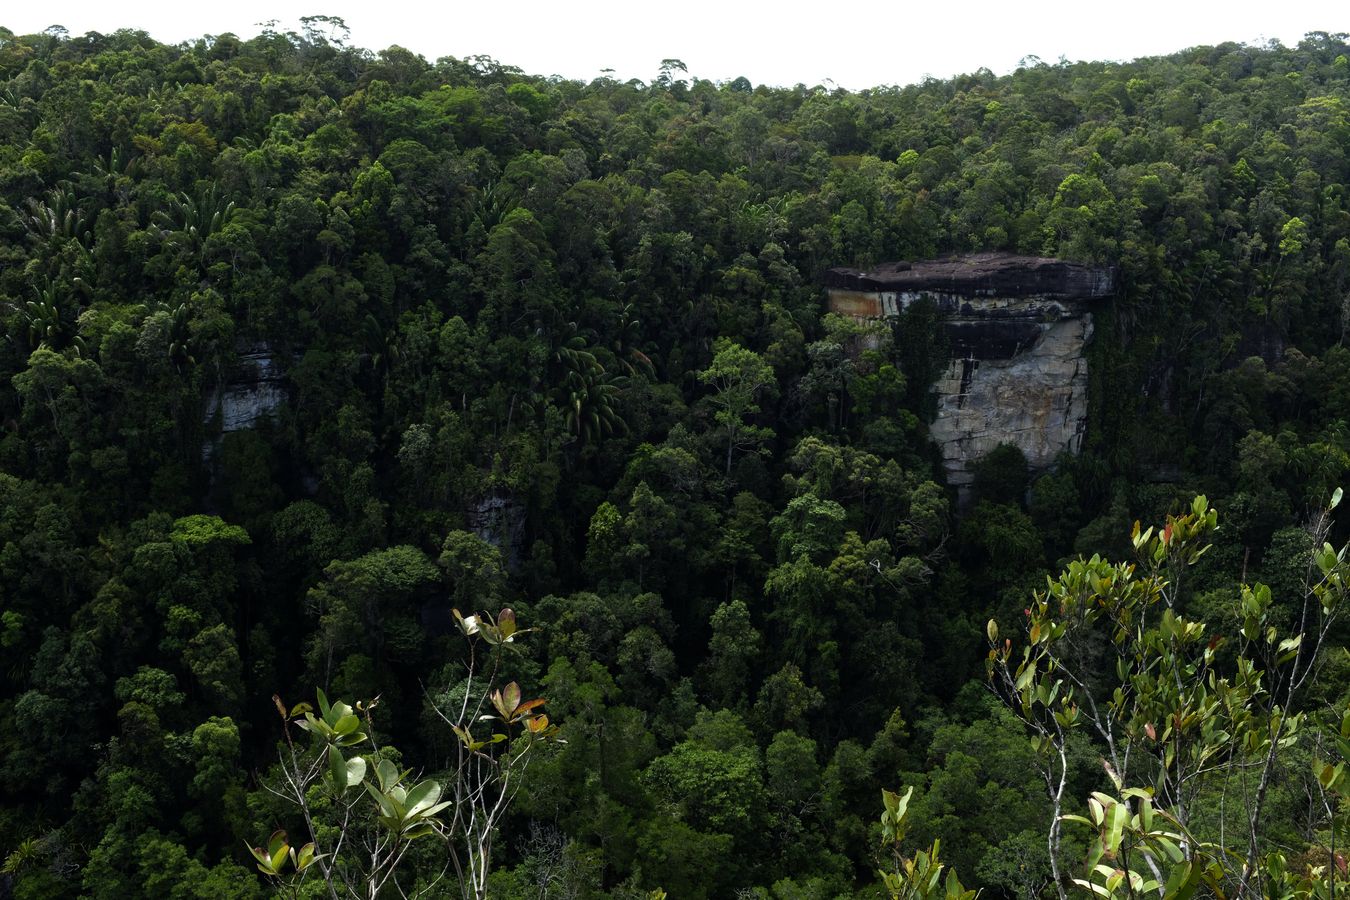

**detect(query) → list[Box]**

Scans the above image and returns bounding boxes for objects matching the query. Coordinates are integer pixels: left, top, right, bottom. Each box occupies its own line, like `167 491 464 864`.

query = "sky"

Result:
6 1 1349 90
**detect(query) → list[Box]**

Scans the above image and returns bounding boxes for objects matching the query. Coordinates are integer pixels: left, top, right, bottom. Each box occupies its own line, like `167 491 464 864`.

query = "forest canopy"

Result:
1 19 1350 900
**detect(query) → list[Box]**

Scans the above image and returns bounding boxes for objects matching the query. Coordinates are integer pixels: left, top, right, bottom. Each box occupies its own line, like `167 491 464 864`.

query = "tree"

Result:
304 546 440 690
698 338 777 476
877 786 978 900
987 491 1350 900
655 59 688 90
257 608 559 900
700 599 762 709
10 25 1350 899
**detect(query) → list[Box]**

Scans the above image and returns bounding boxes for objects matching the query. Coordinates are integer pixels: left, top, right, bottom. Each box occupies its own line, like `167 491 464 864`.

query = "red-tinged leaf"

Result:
514 698 546 716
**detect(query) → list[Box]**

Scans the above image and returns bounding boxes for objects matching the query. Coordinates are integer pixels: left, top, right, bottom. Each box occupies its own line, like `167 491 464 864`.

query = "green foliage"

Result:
971 444 1030 508
878 787 979 900
3 21 1350 900
260 608 559 899
698 338 778 476
987 492 1350 900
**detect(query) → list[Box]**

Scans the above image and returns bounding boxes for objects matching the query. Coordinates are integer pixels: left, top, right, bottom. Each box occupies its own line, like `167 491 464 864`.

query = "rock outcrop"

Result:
202 344 288 465
205 344 287 433
468 492 528 571
825 254 1115 495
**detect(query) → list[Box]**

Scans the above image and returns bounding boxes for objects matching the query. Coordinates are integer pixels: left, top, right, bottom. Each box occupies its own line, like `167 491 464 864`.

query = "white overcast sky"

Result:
6 1 1349 90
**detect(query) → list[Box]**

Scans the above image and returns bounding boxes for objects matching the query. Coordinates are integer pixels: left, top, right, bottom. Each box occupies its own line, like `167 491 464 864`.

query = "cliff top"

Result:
824 253 1116 299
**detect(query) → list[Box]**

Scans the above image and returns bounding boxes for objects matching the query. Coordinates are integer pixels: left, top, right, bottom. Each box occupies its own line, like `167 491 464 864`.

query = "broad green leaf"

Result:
405 780 442 816
295 842 318 871
418 799 453 819
1014 662 1037 694
363 781 398 818
1072 878 1112 898
337 730 368 747
328 701 353 725
402 823 437 840
268 836 289 873
1152 835 1183 863
1163 861 1201 900
1105 802 1128 853
377 758 399 791
328 745 348 794
248 843 279 875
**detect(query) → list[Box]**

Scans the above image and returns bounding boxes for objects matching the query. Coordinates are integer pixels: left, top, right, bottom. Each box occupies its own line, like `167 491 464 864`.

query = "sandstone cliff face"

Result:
468 492 528 571
202 344 288 465
930 308 1092 488
825 254 1114 493
206 345 287 432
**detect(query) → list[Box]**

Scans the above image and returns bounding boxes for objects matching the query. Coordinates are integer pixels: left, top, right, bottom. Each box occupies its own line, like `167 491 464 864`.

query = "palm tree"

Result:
21 188 88 247
165 303 196 372
155 185 236 260
609 303 655 379
13 278 88 354
536 323 627 447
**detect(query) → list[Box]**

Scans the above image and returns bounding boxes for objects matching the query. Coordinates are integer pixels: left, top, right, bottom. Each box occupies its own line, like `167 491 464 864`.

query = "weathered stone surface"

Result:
824 253 1115 300
468 492 527 571
205 344 287 432
930 314 1092 487
825 254 1113 494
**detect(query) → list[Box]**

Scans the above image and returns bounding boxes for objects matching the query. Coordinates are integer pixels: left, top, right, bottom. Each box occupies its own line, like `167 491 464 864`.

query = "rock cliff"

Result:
825 254 1115 495
468 492 528 571
204 344 287 433
202 344 288 464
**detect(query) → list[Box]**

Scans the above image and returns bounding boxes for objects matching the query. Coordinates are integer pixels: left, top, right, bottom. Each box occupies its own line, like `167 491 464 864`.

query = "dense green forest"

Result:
2 18 1350 900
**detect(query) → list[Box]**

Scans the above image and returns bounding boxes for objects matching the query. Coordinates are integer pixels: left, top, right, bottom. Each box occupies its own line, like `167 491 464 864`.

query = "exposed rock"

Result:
201 344 288 467
205 344 287 433
468 492 527 571
930 314 1093 486
824 253 1115 300
825 254 1115 496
